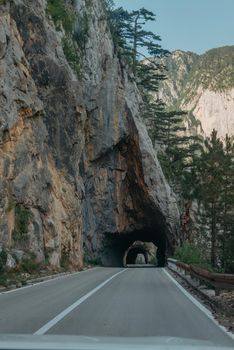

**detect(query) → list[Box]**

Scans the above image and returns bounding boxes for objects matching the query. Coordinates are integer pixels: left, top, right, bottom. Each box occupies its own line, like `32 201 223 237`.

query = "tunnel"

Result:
83 125 176 268
124 243 149 265
123 241 151 266
100 227 167 268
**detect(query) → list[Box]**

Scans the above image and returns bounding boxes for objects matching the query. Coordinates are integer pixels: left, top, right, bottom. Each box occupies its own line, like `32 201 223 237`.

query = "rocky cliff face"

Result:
158 47 234 138
0 0 179 269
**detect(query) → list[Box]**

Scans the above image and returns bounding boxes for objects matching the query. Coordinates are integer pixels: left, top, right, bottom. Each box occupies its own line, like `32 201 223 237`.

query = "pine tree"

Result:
220 135 234 272
125 8 168 74
146 105 203 189
105 5 168 91
195 130 226 268
104 5 132 55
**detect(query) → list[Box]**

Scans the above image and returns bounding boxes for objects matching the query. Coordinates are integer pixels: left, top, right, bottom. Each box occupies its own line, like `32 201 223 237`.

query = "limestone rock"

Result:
6 254 16 269
11 249 24 262
0 0 180 269
80 0 179 266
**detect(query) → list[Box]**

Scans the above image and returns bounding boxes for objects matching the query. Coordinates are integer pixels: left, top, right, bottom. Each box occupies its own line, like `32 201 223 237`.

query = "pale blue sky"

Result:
114 0 234 54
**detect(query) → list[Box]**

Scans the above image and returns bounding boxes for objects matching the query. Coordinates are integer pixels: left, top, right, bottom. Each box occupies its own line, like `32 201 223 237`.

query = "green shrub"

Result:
47 0 75 34
21 256 38 274
12 204 32 242
62 36 82 76
47 0 88 77
0 274 7 287
21 279 27 286
174 242 202 265
62 36 78 63
174 243 227 273
0 249 7 272
60 250 70 269
72 13 89 50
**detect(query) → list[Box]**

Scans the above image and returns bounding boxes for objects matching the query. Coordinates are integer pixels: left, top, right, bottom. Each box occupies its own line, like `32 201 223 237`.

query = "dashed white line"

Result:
34 268 127 335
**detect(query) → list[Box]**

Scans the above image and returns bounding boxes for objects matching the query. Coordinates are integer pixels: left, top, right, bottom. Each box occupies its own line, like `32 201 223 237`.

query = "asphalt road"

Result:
0 267 233 346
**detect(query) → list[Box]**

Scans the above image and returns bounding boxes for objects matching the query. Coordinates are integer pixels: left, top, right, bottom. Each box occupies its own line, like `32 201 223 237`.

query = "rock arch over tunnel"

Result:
100 227 167 268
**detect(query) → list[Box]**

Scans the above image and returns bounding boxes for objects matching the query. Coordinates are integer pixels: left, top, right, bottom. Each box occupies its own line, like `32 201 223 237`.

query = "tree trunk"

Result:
132 13 139 75
210 203 217 268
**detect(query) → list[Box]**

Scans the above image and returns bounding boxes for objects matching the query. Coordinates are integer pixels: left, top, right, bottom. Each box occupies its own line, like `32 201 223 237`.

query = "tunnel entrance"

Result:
101 227 166 268
123 241 156 267
135 254 147 265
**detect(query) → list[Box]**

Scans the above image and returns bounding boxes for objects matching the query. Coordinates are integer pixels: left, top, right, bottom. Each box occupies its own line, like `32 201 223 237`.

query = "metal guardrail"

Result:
167 258 234 294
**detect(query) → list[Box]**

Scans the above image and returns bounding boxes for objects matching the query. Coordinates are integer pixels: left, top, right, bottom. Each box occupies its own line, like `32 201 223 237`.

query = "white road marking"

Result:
34 268 127 335
163 268 234 341
0 268 97 296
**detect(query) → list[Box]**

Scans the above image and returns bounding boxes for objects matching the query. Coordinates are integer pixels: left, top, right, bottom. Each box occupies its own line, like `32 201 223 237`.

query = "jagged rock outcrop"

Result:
0 0 179 269
158 47 234 138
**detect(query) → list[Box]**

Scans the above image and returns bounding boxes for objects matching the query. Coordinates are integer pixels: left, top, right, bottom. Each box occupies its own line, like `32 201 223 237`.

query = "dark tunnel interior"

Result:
101 227 166 268
124 244 149 266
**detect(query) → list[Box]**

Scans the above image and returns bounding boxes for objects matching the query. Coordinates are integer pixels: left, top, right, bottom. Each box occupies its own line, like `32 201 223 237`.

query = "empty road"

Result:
0 267 233 347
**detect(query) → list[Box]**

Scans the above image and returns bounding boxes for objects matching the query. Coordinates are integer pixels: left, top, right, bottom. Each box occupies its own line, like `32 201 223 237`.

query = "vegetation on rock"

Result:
47 0 88 76
0 249 7 272
47 0 76 33
20 254 39 274
12 204 32 242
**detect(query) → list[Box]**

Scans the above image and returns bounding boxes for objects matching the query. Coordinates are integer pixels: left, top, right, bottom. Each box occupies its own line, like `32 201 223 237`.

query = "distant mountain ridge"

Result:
157 46 234 138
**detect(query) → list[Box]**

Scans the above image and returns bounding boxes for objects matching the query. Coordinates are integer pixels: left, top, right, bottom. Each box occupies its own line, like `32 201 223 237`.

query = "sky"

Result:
114 0 234 54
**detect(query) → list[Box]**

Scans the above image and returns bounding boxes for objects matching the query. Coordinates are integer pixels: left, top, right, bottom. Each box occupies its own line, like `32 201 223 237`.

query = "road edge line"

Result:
163 268 234 341
34 268 127 335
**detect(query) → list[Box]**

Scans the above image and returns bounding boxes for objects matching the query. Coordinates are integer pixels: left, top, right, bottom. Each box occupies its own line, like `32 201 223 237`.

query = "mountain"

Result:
158 46 234 138
0 0 179 271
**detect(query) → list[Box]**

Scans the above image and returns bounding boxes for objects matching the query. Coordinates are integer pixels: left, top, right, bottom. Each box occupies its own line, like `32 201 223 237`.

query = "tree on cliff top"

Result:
104 4 168 92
